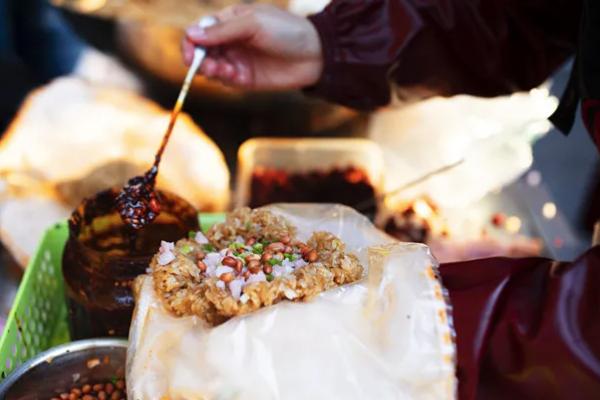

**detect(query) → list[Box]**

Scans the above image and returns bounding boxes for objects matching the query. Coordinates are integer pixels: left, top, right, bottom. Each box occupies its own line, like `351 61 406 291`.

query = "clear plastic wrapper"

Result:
368 88 558 208
127 204 456 399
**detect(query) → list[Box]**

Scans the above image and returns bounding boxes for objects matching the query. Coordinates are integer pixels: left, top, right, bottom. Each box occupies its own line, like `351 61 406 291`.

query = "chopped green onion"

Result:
268 258 279 266
228 242 244 250
188 231 196 239
266 274 274 282
252 243 264 254
291 254 299 261
203 244 215 252
180 244 192 254
284 253 293 261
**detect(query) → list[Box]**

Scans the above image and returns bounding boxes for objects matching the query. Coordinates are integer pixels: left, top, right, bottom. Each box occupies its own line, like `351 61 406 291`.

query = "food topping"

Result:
150 208 363 325
194 231 209 244
157 241 176 265
164 234 313 289
50 379 126 400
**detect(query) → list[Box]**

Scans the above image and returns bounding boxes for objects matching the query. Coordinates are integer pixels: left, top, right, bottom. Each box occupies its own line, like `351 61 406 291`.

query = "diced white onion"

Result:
246 271 266 284
215 265 234 277
273 265 293 277
240 294 249 304
293 259 308 269
283 266 294 275
159 241 175 253
216 281 225 290
204 253 221 267
194 232 209 244
157 251 175 265
205 265 217 277
229 279 244 300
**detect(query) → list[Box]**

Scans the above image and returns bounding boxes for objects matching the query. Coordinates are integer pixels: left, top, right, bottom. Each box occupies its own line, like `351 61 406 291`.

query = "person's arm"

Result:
439 244 600 399
306 0 582 109
183 4 324 90
183 1 581 109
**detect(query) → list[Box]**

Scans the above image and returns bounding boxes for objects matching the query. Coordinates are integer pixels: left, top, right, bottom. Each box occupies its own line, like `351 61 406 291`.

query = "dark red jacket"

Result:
307 2 600 399
441 246 600 400
307 0 581 108
307 0 600 150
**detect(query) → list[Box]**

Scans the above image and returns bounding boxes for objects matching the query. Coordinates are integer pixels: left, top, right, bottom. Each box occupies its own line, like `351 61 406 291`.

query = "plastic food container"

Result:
235 138 385 214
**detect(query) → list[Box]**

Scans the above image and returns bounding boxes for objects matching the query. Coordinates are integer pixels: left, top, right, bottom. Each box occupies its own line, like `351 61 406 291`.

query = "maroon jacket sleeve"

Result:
306 0 581 110
439 245 600 400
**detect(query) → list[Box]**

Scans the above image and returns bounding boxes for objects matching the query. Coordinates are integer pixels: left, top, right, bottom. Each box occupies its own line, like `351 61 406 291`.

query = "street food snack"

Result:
127 204 456 399
150 207 363 325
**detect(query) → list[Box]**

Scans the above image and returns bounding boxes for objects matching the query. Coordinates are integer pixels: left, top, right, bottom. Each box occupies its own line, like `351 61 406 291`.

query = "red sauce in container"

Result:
249 166 377 216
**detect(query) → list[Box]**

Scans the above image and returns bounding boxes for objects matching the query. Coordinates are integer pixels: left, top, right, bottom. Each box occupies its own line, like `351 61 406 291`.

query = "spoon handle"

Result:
175 15 218 109
150 16 218 170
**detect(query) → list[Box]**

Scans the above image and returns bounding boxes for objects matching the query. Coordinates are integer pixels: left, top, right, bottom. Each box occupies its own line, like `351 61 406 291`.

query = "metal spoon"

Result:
116 16 217 229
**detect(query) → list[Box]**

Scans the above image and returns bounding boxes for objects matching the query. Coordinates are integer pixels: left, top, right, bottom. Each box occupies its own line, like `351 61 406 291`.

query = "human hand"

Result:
182 4 323 90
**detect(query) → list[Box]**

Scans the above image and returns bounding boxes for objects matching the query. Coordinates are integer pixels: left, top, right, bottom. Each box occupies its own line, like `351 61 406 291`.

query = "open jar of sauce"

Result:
62 188 198 340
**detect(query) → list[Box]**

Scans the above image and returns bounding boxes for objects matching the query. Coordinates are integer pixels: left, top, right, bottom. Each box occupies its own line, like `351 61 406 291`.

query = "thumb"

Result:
186 16 258 47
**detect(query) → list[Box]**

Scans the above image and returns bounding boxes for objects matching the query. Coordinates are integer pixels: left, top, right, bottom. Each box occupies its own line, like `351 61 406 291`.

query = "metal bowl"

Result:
0 338 127 399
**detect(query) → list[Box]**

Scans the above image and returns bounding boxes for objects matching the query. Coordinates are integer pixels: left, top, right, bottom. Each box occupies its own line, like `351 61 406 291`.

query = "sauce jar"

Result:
62 188 198 339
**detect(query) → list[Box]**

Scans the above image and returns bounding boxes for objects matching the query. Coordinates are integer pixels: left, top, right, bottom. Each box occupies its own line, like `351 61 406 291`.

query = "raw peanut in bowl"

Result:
148 207 363 325
50 379 126 400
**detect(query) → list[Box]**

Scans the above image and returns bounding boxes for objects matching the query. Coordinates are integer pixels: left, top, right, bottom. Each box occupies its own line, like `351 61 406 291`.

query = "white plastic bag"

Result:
369 88 558 208
127 204 456 399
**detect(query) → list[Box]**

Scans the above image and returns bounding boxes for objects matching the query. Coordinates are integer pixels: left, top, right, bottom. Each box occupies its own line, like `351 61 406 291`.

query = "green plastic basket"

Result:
0 213 226 381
